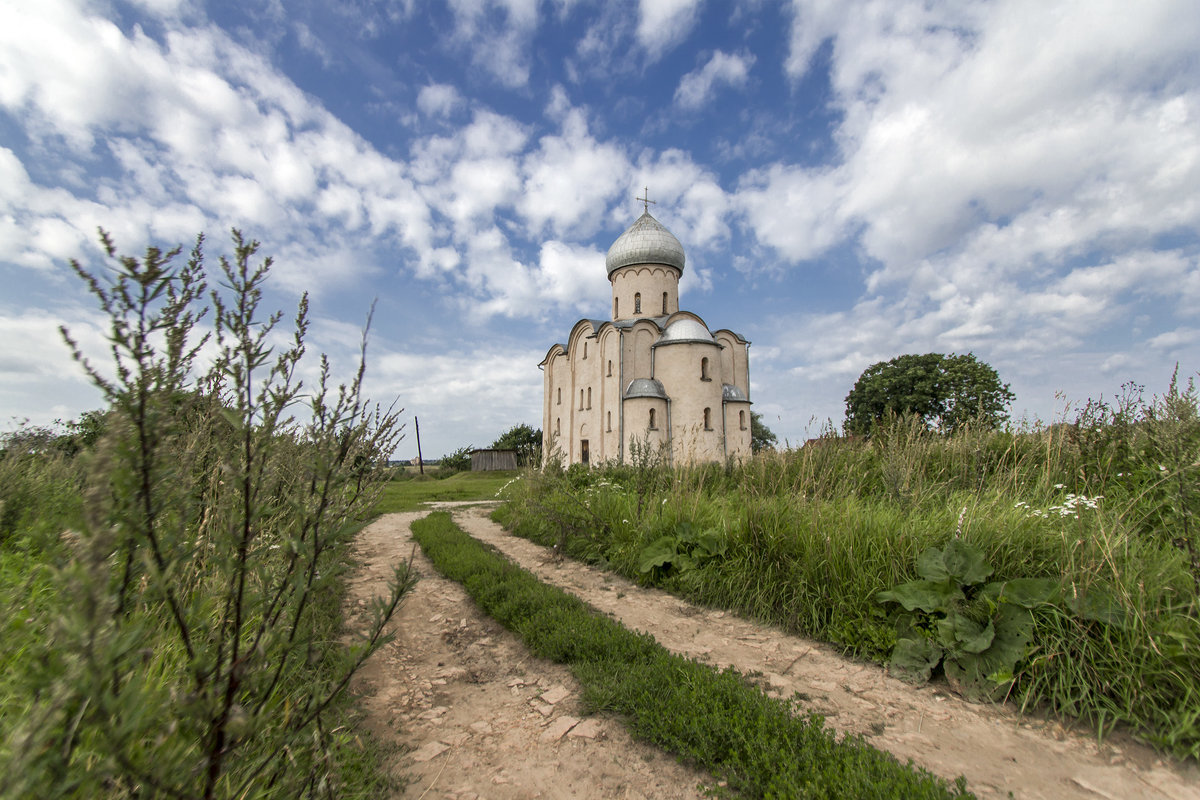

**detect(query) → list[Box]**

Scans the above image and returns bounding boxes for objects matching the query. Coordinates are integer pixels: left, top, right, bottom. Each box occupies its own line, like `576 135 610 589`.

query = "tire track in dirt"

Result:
346 510 713 799
451 505 1200 800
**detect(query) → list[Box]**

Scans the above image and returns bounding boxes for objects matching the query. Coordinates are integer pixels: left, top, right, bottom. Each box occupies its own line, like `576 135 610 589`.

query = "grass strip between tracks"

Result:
410 511 971 800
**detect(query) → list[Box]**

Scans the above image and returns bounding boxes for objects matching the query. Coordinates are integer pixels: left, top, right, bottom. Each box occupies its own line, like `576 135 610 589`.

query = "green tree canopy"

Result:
844 352 1015 435
750 411 778 453
491 423 542 466
440 444 473 472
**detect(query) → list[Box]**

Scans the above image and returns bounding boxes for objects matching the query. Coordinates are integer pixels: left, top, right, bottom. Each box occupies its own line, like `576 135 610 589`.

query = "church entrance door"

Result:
580 439 590 465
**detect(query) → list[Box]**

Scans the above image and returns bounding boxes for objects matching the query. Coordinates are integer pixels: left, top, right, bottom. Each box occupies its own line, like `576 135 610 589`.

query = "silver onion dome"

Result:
605 211 686 276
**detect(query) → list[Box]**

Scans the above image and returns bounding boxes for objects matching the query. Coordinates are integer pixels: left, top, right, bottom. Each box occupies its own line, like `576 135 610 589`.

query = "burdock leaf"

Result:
890 636 943 685
942 539 993 586
982 577 1059 608
877 580 964 613
937 609 995 654
915 547 948 582
638 537 679 573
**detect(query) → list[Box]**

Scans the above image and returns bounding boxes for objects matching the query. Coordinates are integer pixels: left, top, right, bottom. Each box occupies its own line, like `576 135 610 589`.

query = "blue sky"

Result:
2 0 1198 459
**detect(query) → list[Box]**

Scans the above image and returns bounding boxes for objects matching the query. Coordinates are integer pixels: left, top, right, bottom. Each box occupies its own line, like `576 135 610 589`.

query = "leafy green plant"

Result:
877 539 1057 700
639 521 727 576
4 230 414 799
439 444 474 472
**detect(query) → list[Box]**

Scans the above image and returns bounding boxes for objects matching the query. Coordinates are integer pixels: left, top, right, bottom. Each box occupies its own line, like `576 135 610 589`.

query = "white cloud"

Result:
734 164 846 262
445 0 540 87
637 0 703 54
1148 328 1200 353
0 305 110 428
0 0 440 288
373 342 546 456
417 83 463 117
674 50 754 110
293 22 334 68
739 0 1200 405
518 108 629 237
538 240 610 307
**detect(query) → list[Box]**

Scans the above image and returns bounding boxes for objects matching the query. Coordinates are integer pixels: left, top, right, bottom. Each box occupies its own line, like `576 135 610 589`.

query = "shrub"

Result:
2 230 414 798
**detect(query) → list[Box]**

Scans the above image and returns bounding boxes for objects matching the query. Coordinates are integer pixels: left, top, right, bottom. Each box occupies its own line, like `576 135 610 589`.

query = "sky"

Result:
1 0 1198 459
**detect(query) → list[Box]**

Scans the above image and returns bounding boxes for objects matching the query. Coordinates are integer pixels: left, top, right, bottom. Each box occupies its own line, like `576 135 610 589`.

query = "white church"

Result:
540 199 753 467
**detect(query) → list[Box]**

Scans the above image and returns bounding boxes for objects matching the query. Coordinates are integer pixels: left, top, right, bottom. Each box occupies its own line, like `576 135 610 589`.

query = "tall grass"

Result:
495 376 1200 758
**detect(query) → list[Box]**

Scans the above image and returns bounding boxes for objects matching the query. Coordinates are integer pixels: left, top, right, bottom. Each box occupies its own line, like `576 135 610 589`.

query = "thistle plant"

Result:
4 230 414 799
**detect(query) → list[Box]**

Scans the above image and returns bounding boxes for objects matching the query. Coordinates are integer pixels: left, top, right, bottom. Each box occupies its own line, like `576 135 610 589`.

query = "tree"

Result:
441 444 473 472
750 411 778 453
491 423 542 466
844 352 1015 435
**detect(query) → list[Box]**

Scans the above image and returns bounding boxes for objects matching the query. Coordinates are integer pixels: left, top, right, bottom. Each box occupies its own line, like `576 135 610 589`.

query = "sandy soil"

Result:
346 505 1200 800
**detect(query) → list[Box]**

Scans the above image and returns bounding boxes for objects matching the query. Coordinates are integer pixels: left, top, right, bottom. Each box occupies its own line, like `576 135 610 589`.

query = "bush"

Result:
2 230 414 798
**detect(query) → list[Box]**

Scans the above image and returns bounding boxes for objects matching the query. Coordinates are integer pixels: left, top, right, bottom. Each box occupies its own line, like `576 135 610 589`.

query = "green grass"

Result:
494 388 1200 760
0 448 402 798
411 511 971 800
372 469 521 512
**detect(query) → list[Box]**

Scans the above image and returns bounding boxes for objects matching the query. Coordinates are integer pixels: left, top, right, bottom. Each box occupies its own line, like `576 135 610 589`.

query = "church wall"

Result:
610 265 679 321
714 331 750 398
654 340 726 463
599 327 621 462
569 331 603 467
622 396 668 456
629 324 656 380
543 349 569 466
723 402 753 460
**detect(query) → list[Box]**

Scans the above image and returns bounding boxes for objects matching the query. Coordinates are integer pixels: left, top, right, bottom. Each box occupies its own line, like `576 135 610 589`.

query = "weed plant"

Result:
494 378 1200 758
1 231 413 799
412 512 970 799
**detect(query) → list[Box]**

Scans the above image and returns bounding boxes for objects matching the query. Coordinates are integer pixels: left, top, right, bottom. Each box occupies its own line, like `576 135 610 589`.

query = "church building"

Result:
540 201 752 466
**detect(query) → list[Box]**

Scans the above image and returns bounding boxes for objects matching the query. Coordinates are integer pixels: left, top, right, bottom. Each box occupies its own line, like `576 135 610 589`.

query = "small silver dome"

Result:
722 384 749 402
624 377 668 399
654 318 714 345
605 211 686 276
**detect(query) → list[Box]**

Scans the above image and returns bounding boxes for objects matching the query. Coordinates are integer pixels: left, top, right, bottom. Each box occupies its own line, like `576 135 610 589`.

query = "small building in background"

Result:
470 448 518 471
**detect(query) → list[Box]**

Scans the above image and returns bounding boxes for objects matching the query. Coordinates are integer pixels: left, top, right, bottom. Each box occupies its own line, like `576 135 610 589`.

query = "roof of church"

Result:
722 383 750 402
624 377 668 400
653 316 716 346
605 211 686 276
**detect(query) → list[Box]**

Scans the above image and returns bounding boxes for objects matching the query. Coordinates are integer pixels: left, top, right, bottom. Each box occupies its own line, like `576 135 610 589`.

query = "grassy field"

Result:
372 469 520 512
495 379 1200 759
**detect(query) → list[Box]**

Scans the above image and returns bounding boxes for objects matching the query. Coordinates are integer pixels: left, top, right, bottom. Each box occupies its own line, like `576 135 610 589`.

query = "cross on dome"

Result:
637 187 656 213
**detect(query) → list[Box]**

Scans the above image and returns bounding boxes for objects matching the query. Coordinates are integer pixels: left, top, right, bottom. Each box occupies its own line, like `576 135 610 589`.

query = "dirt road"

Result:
347 506 1200 799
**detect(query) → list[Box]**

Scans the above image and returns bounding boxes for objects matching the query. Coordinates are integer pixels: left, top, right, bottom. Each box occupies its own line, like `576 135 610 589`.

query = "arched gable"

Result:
566 319 602 361
625 318 661 379
713 329 750 397
661 310 711 330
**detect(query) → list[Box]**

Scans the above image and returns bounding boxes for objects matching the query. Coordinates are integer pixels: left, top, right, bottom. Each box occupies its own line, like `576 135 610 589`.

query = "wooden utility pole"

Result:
415 415 424 475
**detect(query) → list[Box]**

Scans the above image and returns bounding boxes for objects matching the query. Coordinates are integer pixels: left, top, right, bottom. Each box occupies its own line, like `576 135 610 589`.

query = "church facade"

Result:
540 207 752 467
